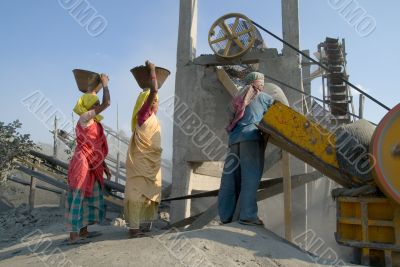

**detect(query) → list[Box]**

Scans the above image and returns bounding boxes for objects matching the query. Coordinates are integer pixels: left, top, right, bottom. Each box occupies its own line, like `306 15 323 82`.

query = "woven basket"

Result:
130 66 170 89
73 69 101 93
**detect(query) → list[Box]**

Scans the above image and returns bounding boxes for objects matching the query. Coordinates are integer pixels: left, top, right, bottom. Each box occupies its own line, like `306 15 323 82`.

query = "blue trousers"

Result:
218 140 265 223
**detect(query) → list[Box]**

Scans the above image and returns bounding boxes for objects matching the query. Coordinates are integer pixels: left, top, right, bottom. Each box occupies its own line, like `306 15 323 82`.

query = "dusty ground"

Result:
0 173 360 267
0 206 360 267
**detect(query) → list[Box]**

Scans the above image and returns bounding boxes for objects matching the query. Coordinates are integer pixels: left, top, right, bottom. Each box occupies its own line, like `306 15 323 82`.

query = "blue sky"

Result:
1 0 399 160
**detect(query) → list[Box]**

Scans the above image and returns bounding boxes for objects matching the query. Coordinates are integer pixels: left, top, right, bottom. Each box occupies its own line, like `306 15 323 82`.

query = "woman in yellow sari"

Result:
124 61 162 238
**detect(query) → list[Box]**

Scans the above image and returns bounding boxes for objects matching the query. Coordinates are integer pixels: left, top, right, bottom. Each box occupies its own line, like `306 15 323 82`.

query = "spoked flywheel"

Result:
208 13 257 59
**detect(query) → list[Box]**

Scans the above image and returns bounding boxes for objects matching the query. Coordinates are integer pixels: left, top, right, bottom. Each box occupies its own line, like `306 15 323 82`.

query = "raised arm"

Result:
144 60 158 106
136 61 159 127
93 74 111 115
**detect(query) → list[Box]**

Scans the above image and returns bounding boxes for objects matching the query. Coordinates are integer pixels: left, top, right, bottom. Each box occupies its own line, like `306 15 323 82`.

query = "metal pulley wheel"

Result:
370 103 400 204
208 13 258 59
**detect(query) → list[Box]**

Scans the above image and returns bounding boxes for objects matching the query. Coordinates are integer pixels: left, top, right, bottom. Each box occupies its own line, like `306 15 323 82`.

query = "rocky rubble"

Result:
0 204 63 244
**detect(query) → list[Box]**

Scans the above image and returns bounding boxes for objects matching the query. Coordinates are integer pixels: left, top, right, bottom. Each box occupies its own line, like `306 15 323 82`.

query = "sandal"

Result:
80 231 102 239
238 218 264 226
60 238 91 246
140 222 153 233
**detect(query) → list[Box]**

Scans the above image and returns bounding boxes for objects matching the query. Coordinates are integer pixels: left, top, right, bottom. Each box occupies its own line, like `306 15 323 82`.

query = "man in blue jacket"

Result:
219 72 274 225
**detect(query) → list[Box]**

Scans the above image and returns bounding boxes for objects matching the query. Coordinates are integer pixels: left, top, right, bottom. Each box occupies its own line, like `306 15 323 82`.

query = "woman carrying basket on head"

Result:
65 73 111 244
124 61 163 238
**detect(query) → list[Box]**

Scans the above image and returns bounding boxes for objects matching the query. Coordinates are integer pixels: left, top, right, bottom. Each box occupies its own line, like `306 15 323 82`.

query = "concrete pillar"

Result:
282 0 300 58
281 0 308 240
280 0 303 106
176 0 197 67
170 0 198 223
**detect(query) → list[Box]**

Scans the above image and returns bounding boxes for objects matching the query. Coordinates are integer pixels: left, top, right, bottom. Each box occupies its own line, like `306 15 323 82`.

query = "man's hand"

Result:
100 73 109 88
104 165 112 180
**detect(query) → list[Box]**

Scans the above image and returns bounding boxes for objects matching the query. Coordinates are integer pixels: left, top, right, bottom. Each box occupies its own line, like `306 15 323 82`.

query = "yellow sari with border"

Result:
124 113 162 229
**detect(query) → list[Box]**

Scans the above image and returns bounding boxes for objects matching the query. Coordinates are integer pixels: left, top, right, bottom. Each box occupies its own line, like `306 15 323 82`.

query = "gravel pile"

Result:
0 204 63 243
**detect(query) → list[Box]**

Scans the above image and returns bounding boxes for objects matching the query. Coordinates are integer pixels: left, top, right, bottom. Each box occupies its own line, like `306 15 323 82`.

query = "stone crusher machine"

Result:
208 13 400 267
258 102 400 267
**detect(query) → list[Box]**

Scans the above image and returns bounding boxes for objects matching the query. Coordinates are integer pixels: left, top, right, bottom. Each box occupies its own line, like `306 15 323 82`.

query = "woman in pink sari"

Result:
65 74 112 244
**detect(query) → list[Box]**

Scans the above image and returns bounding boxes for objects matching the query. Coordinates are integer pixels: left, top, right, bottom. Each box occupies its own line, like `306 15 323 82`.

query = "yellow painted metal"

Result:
336 196 400 265
371 103 400 205
261 102 339 168
337 196 400 246
258 97 400 265
380 121 400 187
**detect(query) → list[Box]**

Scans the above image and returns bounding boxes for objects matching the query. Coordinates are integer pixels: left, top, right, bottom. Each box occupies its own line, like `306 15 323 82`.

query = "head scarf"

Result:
131 89 158 132
226 72 265 132
73 93 103 122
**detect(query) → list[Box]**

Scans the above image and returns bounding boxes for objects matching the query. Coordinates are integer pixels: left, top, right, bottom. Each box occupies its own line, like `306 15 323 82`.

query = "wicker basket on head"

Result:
130 66 170 89
73 69 101 93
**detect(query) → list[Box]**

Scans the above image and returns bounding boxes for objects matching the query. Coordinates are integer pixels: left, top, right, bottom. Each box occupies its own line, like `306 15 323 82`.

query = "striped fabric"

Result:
65 181 105 232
